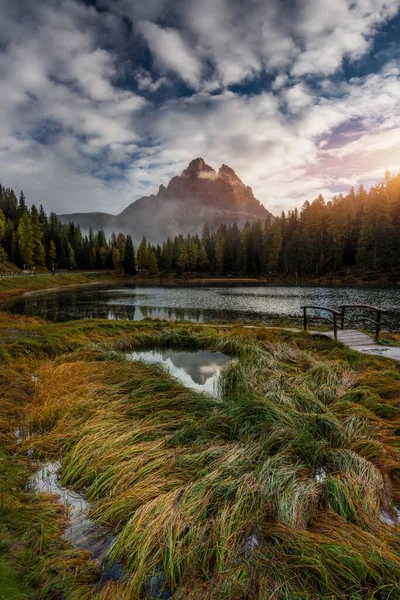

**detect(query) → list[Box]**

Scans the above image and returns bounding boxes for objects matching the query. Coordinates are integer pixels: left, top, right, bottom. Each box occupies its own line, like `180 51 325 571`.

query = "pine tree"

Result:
265 220 282 272
148 250 158 274
215 228 226 274
187 238 198 271
163 238 173 272
177 242 188 274
116 233 126 262
0 209 5 245
0 209 6 263
137 236 148 270
18 192 27 217
123 235 136 275
31 205 46 266
48 240 57 269
357 184 394 271
198 244 209 271
66 243 76 269
98 246 107 268
112 247 121 271
17 211 34 268
81 239 92 270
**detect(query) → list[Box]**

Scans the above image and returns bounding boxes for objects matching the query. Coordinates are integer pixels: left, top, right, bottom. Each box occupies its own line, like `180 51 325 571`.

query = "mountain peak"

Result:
218 164 243 184
60 157 273 242
219 164 236 175
182 158 216 177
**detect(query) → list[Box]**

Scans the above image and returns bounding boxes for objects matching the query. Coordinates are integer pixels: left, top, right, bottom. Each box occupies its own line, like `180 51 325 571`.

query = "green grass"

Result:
1 314 400 598
0 271 113 299
0 553 31 600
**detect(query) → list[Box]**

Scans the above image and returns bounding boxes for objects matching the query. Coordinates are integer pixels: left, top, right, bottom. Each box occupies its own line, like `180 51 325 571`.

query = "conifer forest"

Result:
1 170 399 278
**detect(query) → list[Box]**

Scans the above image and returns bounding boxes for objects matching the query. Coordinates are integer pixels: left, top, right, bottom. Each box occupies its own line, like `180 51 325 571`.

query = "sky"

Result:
1 0 400 217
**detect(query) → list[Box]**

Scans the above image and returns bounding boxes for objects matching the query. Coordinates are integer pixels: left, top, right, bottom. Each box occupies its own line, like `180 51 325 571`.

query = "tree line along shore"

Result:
1 170 400 280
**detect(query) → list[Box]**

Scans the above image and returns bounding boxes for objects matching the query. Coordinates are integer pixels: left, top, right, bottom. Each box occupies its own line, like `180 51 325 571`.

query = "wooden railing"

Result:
301 305 342 340
301 304 386 342
339 304 386 341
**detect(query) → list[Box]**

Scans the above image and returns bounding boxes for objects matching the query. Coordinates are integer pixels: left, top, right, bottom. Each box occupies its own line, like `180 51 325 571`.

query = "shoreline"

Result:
1 271 399 303
22 279 104 297
187 277 266 283
0 272 116 300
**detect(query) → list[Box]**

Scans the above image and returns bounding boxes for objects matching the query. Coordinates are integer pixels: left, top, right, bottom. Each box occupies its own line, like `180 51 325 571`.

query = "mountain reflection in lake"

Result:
127 350 231 397
4 282 400 331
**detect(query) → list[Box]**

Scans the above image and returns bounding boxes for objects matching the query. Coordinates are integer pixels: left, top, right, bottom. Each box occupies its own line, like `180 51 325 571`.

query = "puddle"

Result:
314 467 327 483
127 350 231 398
380 506 400 526
30 462 123 584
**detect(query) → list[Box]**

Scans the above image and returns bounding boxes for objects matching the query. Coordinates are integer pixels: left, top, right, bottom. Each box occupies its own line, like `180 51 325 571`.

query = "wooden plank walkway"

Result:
313 329 376 347
245 325 400 362
311 329 400 361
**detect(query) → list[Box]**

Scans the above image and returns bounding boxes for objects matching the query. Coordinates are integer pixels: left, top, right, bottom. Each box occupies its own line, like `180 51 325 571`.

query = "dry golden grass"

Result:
19 325 400 599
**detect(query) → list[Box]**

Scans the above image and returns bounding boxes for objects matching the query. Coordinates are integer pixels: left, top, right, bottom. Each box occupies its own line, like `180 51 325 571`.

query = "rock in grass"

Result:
145 569 172 599
100 560 124 584
243 534 260 558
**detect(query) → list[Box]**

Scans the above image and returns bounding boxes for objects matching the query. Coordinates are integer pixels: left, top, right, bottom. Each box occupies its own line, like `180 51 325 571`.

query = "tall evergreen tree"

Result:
67 243 76 269
17 211 34 268
31 205 46 266
123 235 136 275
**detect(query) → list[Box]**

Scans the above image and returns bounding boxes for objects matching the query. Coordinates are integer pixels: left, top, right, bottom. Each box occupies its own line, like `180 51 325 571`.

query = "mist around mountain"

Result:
58 158 272 243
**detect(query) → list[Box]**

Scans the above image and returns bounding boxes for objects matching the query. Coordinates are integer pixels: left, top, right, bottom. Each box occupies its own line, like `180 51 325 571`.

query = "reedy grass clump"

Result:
23 325 400 599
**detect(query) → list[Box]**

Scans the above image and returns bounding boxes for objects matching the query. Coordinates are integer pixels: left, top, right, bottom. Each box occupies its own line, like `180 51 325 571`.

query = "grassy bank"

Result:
0 271 116 300
1 314 400 598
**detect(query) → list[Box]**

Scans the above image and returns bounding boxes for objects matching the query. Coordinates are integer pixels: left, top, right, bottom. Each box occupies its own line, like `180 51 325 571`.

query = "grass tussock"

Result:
19 324 400 599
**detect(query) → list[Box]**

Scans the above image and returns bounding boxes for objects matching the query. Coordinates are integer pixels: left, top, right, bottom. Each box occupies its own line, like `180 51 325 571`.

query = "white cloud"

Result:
140 21 202 88
284 83 313 114
1 0 400 220
292 0 400 76
135 68 169 92
134 0 400 86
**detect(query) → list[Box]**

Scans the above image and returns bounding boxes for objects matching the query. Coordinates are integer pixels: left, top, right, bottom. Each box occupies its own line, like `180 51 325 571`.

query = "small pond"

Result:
127 350 231 397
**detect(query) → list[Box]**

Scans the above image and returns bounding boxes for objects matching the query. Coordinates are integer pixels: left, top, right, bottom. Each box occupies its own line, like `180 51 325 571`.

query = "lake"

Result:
4 281 400 331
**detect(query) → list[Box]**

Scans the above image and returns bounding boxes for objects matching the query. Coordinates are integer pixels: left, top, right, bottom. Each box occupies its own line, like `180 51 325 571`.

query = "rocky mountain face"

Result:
59 158 273 243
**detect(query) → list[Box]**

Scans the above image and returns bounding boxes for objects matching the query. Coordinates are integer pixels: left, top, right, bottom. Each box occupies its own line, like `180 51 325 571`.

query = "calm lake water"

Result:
5 281 400 331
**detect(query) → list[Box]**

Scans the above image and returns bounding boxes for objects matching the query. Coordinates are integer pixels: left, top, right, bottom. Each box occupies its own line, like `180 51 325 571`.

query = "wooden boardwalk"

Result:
242 325 400 361
298 303 400 361
311 328 400 361
312 329 377 347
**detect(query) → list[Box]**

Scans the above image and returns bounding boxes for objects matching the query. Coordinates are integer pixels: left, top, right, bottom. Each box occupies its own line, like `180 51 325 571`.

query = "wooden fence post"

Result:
375 310 382 342
333 313 338 340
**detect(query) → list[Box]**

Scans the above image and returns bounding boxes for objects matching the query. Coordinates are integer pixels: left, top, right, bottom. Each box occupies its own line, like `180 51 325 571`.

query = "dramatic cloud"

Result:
140 22 202 88
1 0 400 215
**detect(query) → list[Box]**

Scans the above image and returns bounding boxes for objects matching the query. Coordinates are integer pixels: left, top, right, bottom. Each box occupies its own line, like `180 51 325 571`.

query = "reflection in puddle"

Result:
380 507 400 526
127 350 231 397
30 463 123 584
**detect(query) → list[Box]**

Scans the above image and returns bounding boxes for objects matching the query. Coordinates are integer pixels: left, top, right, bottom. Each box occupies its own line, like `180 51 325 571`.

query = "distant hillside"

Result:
59 158 272 242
